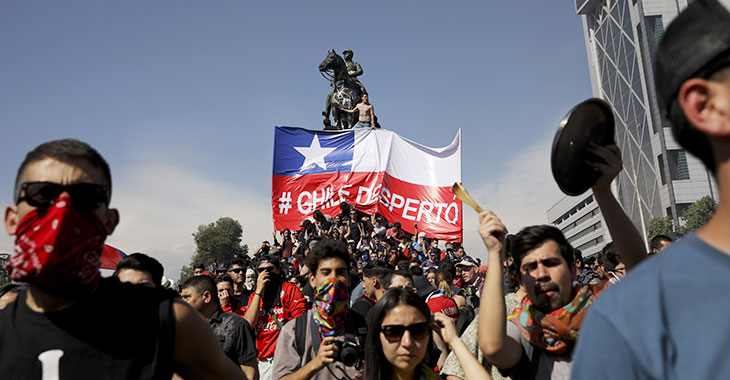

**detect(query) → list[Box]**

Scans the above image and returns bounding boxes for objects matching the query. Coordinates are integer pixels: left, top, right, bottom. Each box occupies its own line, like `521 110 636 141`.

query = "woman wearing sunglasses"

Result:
364 287 492 380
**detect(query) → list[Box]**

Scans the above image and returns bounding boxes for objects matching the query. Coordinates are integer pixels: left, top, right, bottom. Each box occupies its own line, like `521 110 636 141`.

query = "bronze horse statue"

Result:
319 50 363 130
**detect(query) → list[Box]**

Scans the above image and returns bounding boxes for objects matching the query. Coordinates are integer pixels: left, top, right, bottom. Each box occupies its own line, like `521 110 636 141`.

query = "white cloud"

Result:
105 157 273 282
460 135 564 264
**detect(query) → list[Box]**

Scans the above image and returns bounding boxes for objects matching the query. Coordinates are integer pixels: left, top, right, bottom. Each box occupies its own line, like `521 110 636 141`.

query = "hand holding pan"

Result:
452 182 483 213
551 98 616 196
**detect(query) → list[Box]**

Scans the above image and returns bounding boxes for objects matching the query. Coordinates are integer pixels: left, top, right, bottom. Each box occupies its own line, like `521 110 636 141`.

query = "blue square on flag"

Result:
273 127 354 176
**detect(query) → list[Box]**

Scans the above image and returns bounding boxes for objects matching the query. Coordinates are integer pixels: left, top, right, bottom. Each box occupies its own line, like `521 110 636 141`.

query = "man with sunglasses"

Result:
243 254 307 380
228 258 252 306
0 139 245 379
272 239 368 380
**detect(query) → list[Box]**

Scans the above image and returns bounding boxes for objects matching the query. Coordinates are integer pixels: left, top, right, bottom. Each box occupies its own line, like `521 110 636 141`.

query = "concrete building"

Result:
547 191 611 258
552 0 719 255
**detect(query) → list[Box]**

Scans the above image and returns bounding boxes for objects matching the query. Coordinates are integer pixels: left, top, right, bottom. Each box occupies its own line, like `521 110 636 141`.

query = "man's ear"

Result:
4 205 19 236
308 272 316 288
679 78 730 136
202 290 212 304
104 208 120 236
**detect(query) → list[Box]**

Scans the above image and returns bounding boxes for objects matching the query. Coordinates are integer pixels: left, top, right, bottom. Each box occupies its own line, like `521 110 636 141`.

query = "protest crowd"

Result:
2 1 730 379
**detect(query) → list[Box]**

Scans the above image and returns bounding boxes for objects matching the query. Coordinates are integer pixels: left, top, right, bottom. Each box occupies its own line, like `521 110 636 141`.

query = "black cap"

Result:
413 276 436 298
656 0 730 115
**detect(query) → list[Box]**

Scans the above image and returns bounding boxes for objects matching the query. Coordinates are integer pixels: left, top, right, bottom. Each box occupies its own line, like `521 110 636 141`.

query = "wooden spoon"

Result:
452 182 483 213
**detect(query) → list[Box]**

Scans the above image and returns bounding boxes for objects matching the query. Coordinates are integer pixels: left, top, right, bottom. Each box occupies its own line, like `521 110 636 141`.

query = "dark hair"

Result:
573 248 584 267
215 274 234 287
305 239 351 274
256 255 280 271
601 243 621 272
181 275 219 306
510 225 573 269
425 267 437 275
15 139 112 202
193 264 205 271
504 263 520 293
393 222 401 229
436 268 453 284
667 66 730 173
364 288 434 380
396 260 409 271
437 261 456 281
650 234 673 251
362 261 390 278
409 265 423 277
113 252 164 288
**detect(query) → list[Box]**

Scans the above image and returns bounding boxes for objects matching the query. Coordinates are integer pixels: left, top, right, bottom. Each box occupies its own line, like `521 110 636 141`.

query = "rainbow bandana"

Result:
508 283 606 355
312 277 350 336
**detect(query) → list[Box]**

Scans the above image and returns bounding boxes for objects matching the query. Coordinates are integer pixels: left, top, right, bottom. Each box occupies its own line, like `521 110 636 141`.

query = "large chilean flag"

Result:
272 127 462 241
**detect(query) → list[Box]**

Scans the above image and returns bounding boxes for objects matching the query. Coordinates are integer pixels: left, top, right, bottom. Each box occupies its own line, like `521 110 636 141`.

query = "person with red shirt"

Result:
243 255 307 380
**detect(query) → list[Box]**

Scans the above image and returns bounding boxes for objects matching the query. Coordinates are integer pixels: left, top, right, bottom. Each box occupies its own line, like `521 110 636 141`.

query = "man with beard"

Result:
271 239 368 380
476 143 646 379
0 139 244 379
243 255 307 380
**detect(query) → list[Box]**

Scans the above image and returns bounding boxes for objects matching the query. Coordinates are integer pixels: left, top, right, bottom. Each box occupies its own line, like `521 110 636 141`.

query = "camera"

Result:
331 339 363 368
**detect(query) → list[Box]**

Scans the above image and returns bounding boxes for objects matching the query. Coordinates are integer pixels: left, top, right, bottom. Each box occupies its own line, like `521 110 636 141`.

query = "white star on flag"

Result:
294 135 336 170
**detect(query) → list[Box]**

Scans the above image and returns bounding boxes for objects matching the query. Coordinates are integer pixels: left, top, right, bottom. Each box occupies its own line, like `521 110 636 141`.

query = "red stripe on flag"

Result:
271 172 462 241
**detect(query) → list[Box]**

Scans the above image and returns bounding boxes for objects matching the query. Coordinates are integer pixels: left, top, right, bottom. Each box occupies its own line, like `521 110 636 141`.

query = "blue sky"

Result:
0 1 592 280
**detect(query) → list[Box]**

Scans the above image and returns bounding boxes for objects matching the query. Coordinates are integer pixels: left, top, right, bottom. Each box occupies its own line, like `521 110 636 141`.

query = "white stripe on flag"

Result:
351 129 461 187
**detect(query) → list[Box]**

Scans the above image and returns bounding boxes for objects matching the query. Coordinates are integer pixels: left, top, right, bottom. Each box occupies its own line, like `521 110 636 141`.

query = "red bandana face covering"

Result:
5 193 107 298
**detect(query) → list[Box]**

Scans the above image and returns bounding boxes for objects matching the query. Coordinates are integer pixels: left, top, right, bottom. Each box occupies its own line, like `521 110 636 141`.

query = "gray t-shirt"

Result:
503 321 572 380
271 310 364 380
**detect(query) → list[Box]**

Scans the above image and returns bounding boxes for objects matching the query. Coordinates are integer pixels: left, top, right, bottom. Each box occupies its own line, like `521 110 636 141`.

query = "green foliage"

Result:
679 196 717 234
646 215 674 243
179 217 249 281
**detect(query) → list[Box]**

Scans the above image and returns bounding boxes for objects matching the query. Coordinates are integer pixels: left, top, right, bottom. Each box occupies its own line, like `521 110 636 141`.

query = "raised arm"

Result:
587 143 647 270
243 270 269 327
476 211 522 369
434 313 493 380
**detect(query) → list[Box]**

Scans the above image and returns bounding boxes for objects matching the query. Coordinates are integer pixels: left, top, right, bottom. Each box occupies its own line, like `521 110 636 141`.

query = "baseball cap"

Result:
418 232 426 238
456 256 478 268
656 0 730 115
216 264 227 272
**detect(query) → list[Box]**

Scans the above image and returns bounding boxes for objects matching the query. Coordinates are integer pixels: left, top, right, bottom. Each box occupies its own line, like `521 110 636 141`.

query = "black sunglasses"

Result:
15 182 109 211
380 322 430 343
257 266 275 273
229 268 244 274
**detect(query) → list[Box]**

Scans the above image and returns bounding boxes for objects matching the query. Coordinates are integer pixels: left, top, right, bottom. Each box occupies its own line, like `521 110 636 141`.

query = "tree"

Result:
179 217 249 282
679 196 717 234
647 215 674 243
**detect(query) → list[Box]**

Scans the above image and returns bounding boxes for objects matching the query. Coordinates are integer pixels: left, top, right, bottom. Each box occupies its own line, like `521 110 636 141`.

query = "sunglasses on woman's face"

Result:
380 322 430 343
15 182 109 211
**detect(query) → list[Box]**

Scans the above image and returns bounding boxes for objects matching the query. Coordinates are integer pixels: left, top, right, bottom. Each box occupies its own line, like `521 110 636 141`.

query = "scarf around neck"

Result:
507 282 606 355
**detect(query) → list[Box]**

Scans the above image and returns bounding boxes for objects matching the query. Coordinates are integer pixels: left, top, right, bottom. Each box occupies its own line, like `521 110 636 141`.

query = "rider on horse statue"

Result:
320 49 376 130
